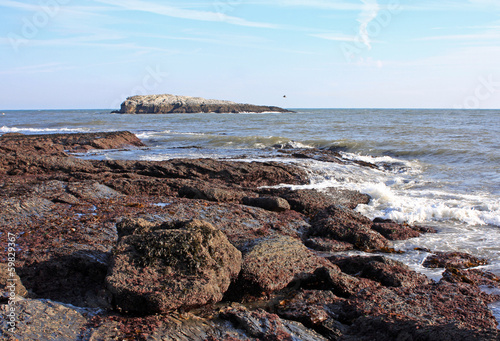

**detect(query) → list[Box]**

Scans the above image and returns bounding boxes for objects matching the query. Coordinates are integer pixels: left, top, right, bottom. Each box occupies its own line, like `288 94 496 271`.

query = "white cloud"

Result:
93 0 279 29
357 0 380 50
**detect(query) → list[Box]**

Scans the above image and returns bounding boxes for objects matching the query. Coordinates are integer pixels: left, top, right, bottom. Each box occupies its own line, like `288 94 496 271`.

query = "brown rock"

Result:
106 219 242 314
1 263 28 300
310 206 390 251
423 251 488 269
242 196 291 212
240 235 333 294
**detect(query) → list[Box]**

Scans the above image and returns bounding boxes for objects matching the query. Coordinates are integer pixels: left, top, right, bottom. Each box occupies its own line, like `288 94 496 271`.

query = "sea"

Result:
1 109 499 282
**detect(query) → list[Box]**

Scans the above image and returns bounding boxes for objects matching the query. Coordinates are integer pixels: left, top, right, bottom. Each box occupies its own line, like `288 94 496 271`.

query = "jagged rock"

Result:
0 264 28 301
220 305 328 341
115 94 292 114
310 206 390 251
106 219 242 314
304 237 354 252
239 235 333 294
275 289 348 339
330 256 431 288
242 196 291 212
423 251 488 269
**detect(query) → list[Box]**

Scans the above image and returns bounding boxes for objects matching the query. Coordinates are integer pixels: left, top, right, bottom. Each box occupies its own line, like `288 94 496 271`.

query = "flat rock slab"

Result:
423 251 488 269
0 298 96 341
240 235 333 294
106 219 242 315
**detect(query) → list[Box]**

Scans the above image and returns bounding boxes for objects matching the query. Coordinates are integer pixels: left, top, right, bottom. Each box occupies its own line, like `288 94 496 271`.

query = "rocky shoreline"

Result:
113 94 293 114
1 131 499 340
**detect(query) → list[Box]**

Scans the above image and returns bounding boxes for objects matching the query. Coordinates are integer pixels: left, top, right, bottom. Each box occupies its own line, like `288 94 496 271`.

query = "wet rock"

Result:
0 298 96 341
261 188 370 216
0 196 53 225
0 264 28 301
310 206 390 251
239 235 333 294
106 219 242 314
423 251 488 269
242 196 291 212
220 305 328 341
66 181 124 201
331 256 431 288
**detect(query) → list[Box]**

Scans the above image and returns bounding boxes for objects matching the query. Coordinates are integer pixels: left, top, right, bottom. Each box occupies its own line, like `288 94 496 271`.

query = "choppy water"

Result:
1 108 499 276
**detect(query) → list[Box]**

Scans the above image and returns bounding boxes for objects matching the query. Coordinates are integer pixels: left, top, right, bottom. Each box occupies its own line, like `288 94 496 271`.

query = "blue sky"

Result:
1 0 499 109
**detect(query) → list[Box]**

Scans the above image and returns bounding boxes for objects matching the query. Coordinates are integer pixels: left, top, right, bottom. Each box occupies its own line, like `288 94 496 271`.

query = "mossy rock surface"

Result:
106 219 242 315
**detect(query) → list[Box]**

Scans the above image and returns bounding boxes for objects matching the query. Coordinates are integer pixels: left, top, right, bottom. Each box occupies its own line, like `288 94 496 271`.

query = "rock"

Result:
371 218 421 240
0 298 96 341
340 282 499 340
242 196 291 212
66 181 124 201
106 219 242 314
220 305 328 341
304 237 354 252
330 255 431 288
179 185 247 203
18 245 112 309
259 188 370 216
0 130 144 155
239 235 333 294
0 196 53 226
309 266 378 298
310 206 391 251
0 264 28 301
115 94 293 114
423 251 488 269
275 289 348 339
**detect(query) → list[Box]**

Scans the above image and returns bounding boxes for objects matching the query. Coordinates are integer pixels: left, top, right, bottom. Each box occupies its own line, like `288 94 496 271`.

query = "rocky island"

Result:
1 131 500 340
113 94 293 114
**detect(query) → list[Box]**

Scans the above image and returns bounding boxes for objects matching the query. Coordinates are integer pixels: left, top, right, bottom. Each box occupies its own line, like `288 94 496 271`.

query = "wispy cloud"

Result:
93 0 278 29
357 0 380 49
310 32 357 42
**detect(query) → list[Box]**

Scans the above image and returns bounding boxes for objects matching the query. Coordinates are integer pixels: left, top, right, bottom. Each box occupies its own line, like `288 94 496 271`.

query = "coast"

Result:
0 131 499 340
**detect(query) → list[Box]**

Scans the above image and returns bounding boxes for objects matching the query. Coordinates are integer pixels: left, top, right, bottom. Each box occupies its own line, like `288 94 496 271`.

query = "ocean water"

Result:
1 108 499 277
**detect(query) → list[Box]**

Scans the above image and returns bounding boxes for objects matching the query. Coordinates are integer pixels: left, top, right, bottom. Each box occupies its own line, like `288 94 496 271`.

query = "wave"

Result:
0 125 89 134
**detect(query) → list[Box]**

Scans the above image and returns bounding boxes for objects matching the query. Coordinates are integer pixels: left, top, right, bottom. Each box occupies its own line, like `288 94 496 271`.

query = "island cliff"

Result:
113 94 293 114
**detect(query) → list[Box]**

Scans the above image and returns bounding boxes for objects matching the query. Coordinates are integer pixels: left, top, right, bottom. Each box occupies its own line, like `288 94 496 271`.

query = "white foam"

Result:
0 126 87 134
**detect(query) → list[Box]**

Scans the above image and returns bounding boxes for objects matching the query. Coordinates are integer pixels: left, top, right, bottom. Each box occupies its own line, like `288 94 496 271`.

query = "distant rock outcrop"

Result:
114 94 293 114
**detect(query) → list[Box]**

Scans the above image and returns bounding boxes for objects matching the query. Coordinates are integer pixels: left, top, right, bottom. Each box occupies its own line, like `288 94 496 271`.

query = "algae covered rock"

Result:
106 219 242 315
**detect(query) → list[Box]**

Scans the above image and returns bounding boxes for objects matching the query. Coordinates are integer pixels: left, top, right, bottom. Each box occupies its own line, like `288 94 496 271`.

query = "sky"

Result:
0 0 500 109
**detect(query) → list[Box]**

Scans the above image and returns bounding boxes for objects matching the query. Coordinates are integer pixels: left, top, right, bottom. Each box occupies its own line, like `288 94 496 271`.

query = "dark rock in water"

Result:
310 206 391 251
106 219 242 314
371 218 421 240
115 94 293 114
330 255 431 289
259 188 370 216
242 196 291 212
423 251 488 269
239 235 333 294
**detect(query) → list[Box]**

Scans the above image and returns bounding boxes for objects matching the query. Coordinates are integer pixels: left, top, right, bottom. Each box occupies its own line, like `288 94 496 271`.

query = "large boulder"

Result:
106 219 242 315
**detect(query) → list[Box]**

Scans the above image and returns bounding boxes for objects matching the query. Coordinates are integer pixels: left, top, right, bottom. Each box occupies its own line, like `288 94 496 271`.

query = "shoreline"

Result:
1 131 499 340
